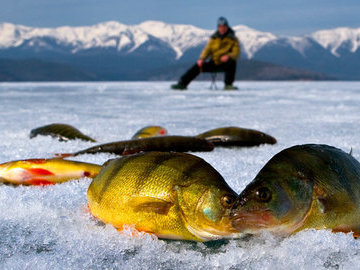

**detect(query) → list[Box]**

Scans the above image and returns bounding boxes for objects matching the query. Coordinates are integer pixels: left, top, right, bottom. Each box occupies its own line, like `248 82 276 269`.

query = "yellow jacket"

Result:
200 28 240 65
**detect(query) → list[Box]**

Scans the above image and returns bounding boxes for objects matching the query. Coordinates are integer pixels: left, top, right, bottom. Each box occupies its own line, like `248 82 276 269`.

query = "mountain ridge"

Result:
0 20 359 80
1 21 359 58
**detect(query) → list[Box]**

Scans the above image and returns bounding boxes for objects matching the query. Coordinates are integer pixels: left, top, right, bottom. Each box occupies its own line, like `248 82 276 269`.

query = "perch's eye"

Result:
221 194 235 208
256 187 272 203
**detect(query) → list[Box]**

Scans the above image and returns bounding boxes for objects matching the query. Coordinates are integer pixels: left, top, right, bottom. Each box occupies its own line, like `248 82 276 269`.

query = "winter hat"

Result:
217 17 229 27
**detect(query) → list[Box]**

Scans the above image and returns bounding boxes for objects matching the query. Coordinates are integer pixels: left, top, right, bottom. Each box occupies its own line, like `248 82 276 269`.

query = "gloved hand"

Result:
197 59 204 68
220 55 229 63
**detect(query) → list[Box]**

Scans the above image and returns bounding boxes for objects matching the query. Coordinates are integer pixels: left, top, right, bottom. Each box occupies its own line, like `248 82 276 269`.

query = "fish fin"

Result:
25 178 54 186
83 203 91 214
21 168 55 185
121 148 140 155
116 225 157 239
26 159 47 164
316 197 327 214
102 158 116 167
332 226 360 238
121 148 137 156
54 153 74 158
27 168 54 176
130 197 173 215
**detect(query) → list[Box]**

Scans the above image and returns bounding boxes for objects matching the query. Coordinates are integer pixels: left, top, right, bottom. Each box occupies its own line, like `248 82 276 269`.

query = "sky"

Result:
1 0 359 35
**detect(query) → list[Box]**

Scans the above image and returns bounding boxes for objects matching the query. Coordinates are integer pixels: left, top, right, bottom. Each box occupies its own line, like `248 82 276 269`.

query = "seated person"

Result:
172 17 240 90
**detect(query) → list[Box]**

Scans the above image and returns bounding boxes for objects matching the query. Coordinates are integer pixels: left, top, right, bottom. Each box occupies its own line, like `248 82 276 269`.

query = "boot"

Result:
224 85 238 90
171 82 187 90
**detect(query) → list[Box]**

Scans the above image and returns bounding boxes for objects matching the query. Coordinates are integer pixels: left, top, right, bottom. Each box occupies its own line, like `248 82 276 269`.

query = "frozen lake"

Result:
1 81 360 269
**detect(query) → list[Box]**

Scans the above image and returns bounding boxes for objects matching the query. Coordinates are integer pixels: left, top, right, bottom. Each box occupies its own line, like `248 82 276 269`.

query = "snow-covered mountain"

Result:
0 21 160 53
0 21 359 79
311 27 360 57
137 21 210 59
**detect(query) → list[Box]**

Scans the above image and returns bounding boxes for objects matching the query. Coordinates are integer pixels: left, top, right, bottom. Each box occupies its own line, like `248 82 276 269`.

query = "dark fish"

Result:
230 144 360 237
196 126 277 146
58 136 214 157
30 123 96 142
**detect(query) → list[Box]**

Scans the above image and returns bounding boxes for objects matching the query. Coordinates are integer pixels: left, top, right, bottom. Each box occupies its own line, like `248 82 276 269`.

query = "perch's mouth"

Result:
231 209 274 233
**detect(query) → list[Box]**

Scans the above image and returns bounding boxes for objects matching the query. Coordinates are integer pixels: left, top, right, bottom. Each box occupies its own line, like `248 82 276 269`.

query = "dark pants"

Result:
179 59 237 87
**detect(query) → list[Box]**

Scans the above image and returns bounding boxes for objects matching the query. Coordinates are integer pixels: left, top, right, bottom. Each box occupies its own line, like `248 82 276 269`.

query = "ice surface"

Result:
1 81 360 269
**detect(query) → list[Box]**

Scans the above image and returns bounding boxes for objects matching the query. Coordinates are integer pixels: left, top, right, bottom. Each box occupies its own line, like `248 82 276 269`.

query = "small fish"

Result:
196 126 277 146
230 144 360 237
131 126 168 139
30 123 96 142
87 152 242 241
58 136 214 157
0 158 101 186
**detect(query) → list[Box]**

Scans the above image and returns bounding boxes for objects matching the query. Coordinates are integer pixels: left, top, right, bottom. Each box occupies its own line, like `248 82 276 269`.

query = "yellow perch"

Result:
87 152 242 241
231 144 360 237
131 126 168 139
0 158 101 186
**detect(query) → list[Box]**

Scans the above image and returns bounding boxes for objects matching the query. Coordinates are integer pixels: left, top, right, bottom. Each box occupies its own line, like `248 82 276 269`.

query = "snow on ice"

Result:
1 81 360 269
